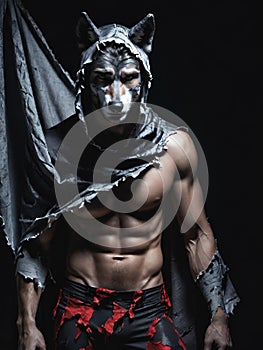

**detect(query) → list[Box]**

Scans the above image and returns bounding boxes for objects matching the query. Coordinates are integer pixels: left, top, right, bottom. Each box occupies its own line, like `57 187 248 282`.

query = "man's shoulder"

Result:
165 129 198 174
166 128 194 153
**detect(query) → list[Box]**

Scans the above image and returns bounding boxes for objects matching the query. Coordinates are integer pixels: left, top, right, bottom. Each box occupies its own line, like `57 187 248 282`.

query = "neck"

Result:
106 123 134 136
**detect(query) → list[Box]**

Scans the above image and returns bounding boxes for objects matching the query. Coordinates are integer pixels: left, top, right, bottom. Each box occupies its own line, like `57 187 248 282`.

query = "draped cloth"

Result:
0 0 76 252
0 1 240 348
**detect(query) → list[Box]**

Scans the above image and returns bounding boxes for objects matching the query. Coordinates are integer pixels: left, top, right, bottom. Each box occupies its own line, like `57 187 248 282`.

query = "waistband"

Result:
62 278 167 304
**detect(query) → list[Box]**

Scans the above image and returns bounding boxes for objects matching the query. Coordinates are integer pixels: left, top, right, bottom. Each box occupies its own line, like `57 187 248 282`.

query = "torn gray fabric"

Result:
196 251 227 320
15 249 48 289
0 0 75 252
195 249 240 320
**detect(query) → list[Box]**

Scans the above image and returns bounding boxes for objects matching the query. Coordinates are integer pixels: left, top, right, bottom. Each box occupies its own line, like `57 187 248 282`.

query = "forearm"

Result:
184 221 216 279
15 244 46 326
16 273 43 325
15 245 49 350
16 273 47 350
184 222 229 319
15 244 48 322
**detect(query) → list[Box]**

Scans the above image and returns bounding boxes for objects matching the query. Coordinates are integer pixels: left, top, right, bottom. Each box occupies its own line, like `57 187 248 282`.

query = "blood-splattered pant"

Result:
53 279 186 350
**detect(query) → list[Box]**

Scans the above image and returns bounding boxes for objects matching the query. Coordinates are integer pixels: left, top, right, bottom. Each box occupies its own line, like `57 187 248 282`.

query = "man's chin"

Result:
100 110 129 124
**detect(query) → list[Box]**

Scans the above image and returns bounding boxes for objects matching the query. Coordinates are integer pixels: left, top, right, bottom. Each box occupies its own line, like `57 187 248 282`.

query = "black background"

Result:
0 0 261 349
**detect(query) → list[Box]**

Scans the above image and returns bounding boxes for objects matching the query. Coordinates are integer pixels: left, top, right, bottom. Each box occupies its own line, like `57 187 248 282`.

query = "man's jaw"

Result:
87 103 136 135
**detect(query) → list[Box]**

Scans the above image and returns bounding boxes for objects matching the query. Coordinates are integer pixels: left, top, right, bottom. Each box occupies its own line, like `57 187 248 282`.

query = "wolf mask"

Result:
74 13 155 120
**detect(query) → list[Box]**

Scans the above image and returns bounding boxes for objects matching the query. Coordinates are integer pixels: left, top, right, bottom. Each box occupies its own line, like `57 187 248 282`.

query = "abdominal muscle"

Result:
66 210 164 291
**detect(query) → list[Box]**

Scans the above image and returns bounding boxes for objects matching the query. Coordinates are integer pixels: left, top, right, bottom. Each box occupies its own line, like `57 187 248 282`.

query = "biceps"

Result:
172 177 206 232
172 178 216 274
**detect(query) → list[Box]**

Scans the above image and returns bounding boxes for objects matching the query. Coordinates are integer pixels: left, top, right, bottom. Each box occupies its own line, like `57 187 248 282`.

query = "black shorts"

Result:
53 279 186 350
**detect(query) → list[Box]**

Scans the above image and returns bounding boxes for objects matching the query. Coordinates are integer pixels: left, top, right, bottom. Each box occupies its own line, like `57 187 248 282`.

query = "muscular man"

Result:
15 12 239 350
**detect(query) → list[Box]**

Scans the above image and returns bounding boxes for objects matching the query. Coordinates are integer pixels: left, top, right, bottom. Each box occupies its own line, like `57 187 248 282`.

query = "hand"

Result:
203 308 232 350
17 319 46 350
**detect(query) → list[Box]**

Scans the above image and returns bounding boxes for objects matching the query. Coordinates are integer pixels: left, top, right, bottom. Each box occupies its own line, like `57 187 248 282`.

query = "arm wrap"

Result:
195 249 235 320
15 248 48 289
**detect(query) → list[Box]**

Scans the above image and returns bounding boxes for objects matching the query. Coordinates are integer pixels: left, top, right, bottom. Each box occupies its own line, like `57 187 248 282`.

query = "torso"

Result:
65 143 178 291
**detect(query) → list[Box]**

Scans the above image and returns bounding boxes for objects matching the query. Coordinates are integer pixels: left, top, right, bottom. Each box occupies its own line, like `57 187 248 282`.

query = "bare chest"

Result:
65 151 177 252
79 151 176 219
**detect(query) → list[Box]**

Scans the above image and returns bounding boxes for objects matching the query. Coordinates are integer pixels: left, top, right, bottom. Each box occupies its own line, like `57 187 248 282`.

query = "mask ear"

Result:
76 12 100 51
129 13 155 54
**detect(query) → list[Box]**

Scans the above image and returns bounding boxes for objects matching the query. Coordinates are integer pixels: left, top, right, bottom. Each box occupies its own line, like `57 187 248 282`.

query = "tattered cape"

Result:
0 1 240 348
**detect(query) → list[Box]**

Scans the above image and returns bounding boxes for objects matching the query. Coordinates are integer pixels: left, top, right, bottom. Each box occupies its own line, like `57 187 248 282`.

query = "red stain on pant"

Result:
161 284 171 308
147 341 174 350
53 287 143 343
79 339 93 350
146 314 187 350
53 287 115 340
98 301 127 335
98 290 143 335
